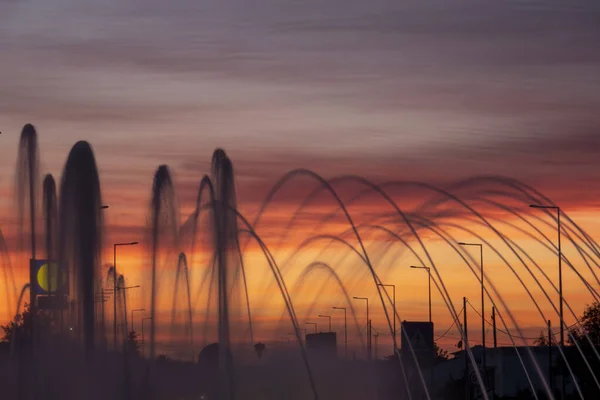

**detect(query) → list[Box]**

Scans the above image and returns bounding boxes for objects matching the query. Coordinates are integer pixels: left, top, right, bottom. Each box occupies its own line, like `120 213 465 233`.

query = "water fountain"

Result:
1 123 600 400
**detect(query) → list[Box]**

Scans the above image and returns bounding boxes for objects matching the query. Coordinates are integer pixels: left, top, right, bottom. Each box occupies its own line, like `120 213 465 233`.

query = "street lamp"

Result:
306 322 317 334
530 204 564 399
459 242 485 370
378 283 396 354
333 307 347 358
141 316 152 357
117 284 140 334
131 308 145 332
318 315 331 332
410 266 432 322
353 296 370 360
530 204 563 347
113 241 139 351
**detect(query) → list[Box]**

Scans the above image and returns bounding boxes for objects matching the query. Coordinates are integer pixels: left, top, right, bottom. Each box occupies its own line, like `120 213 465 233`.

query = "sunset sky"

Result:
1 0 600 356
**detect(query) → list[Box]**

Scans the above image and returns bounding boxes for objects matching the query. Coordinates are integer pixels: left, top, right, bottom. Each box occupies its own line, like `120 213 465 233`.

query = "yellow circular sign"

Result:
36 262 66 292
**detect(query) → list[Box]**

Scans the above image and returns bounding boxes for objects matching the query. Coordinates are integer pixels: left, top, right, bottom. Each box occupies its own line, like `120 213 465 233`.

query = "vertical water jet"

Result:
211 150 238 400
58 141 103 358
148 165 179 360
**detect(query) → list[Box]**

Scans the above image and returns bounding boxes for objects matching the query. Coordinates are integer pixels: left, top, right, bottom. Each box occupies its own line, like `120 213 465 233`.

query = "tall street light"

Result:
306 322 317 334
410 266 432 322
118 284 140 334
353 296 370 360
318 315 331 332
377 283 396 354
141 316 152 357
333 307 347 358
459 242 485 370
531 204 564 399
530 204 563 347
131 308 145 332
113 241 139 351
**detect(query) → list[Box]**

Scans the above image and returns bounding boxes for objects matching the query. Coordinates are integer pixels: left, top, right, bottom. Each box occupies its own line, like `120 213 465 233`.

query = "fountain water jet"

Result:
58 141 103 357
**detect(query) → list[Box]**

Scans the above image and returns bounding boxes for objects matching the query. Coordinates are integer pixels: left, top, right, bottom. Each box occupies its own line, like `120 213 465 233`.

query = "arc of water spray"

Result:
171 253 194 360
254 170 495 399
292 261 365 350
285 232 432 398
362 220 545 400
421 216 599 395
237 226 319 399
186 173 255 359
411 216 581 399
148 164 180 361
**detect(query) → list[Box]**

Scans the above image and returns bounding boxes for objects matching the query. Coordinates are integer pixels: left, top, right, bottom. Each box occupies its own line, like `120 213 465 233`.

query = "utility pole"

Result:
374 331 379 360
459 242 485 372
463 297 469 400
492 306 497 348
548 320 552 396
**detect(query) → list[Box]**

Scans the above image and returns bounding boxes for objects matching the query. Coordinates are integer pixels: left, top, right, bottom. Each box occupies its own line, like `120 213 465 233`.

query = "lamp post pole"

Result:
353 296 370 360
459 242 485 371
530 205 563 347
410 266 432 322
131 308 145 332
318 315 332 332
530 204 563 400
333 307 347 358
117 284 140 338
113 241 139 351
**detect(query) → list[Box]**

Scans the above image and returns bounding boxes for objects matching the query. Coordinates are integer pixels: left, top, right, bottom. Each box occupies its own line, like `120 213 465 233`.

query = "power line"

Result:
440 335 514 347
435 305 463 341
465 299 578 341
365 306 463 341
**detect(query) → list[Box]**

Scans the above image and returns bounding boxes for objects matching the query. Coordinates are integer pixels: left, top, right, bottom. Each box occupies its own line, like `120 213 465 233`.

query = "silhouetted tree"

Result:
533 331 550 347
254 342 266 359
125 330 141 356
0 303 51 353
2 303 33 344
433 341 449 361
568 301 600 346
559 302 600 399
